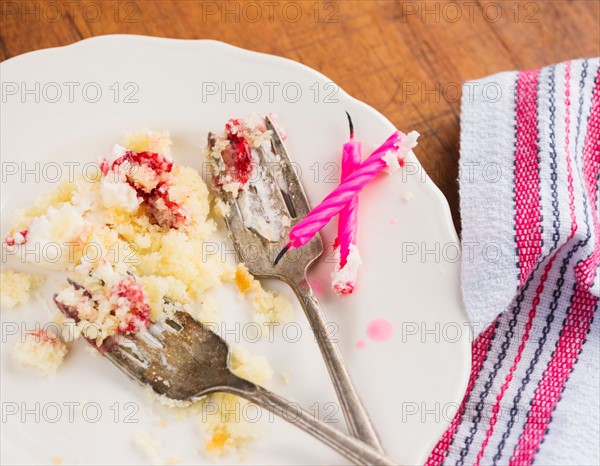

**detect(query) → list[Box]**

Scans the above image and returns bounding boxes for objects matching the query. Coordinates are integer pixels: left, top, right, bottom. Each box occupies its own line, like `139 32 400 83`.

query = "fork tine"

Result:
207 132 295 273
104 337 150 379
102 318 208 400
253 144 291 217
207 131 258 253
265 116 314 220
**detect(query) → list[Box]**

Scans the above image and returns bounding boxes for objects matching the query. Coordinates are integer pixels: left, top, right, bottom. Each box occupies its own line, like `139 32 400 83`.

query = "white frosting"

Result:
331 244 362 295
399 130 420 157
383 130 420 173
8 230 26 245
100 176 141 212
24 203 91 269
382 149 401 172
237 186 290 242
106 144 127 165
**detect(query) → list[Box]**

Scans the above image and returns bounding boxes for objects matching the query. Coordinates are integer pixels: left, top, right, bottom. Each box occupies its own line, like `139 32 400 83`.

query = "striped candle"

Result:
278 129 418 258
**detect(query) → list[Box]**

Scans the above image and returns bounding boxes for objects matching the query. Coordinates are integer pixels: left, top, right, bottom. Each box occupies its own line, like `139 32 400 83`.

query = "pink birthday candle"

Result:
275 128 419 264
332 113 362 295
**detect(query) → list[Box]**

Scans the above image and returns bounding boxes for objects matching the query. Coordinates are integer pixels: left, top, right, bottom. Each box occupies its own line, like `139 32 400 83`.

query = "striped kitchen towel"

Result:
427 58 600 466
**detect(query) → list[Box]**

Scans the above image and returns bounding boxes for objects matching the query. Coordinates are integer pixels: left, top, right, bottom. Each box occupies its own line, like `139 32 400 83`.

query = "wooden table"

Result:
2 0 598 232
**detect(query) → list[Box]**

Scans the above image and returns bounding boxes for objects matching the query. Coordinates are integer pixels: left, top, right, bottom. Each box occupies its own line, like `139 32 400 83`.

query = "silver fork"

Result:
208 116 384 453
55 296 395 465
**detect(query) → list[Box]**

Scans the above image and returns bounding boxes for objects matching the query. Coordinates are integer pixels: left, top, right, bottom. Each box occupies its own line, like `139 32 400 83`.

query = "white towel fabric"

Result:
427 58 599 466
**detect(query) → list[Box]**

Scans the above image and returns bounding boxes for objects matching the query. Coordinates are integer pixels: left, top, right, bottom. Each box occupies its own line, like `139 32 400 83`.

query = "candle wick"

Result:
274 242 292 266
345 111 354 139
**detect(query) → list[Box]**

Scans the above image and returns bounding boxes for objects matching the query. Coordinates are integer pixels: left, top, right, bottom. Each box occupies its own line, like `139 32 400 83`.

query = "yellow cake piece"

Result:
0 269 45 309
3 129 294 458
12 330 68 376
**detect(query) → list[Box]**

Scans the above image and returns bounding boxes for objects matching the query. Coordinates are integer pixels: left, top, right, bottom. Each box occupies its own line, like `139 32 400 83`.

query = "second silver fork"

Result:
207 116 384 453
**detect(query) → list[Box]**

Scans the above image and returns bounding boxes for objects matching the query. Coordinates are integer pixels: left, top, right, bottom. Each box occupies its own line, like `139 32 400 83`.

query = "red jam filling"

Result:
103 150 173 178
4 229 28 246
27 330 58 344
111 276 151 334
214 119 254 188
101 150 188 229
145 182 189 230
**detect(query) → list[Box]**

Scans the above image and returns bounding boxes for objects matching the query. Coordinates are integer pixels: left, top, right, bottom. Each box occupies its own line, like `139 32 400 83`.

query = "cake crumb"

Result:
134 430 162 463
52 456 62 465
155 416 168 428
165 456 181 465
230 347 273 383
233 265 293 325
251 290 293 326
12 330 68 376
123 129 171 156
401 191 415 202
1 269 45 309
234 265 253 294
281 371 292 385
199 347 272 456
205 429 232 456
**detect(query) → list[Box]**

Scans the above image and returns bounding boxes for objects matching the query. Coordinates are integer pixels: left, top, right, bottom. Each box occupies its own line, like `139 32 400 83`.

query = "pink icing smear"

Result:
367 318 395 342
356 339 367 349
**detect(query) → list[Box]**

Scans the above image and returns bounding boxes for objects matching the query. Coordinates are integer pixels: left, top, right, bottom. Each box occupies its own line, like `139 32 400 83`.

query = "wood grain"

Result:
1 0 599 233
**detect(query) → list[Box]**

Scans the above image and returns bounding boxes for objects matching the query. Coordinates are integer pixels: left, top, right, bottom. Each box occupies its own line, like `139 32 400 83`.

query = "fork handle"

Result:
232 384 396 465
289 277 385 453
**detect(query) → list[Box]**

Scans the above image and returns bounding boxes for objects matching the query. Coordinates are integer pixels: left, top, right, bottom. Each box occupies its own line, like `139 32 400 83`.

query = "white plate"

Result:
0 36 470 465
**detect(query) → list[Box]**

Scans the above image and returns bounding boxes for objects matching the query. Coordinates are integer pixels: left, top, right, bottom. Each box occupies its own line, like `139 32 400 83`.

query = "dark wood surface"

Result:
2 0 599 232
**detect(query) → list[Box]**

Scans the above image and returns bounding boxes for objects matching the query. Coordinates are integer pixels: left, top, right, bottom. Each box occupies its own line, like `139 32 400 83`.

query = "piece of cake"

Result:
331 244 362 295
206 115 292 242
206 115 271 196
11 330 68 376
53 260 151 346
200 347 273 456
3 129 294 458
234 264 293 324
0 269 45 308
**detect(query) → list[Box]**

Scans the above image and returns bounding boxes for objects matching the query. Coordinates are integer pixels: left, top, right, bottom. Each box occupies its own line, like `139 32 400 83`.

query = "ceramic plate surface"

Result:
0 35 470 465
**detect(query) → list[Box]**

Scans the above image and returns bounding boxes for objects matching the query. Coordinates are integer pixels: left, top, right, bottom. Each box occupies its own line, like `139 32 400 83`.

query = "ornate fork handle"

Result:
287 276 385 453
225 381 396 466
